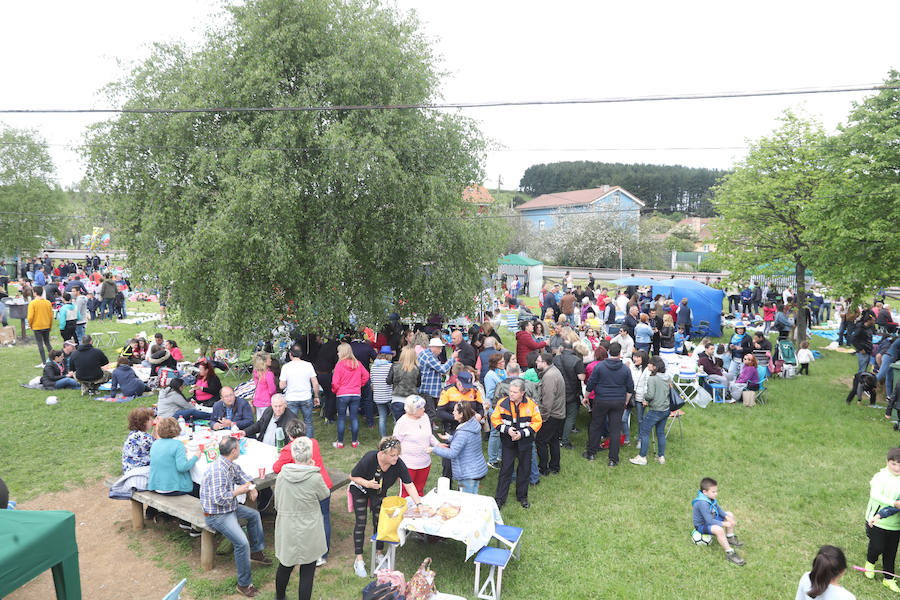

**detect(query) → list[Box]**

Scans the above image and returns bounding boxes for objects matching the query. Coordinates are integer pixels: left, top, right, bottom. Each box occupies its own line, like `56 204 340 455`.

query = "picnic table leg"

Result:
200 530 215 570
130 499 145 531
51 552 82 600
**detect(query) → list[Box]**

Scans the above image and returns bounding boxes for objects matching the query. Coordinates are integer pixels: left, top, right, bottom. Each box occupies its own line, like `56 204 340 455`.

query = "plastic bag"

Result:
376 496 408 543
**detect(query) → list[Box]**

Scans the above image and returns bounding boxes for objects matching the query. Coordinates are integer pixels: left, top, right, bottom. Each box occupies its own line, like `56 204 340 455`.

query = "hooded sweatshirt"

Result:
71 342 109 381
331 358 370 396
866 467 900 531
692 490 726 530
274 463 330 566
584 358 634 404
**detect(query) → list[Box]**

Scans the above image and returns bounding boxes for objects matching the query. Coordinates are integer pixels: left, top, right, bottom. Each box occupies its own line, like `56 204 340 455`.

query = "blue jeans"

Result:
336 395 360 443
173 408 212 422
487 409 501 464
287 399 314 439
622 406 632 443
858 352 871 374
55 377 80 389
75 323 85 341
878 354 897 395
100 298 114 319
320 495 331 558
458 479 480 494
204 504 265 587
375 403 390 437
390 401 406 422
638 410 669 458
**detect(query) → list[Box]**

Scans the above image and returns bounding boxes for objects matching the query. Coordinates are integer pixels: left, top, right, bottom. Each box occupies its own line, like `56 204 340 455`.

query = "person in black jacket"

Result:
70 335 110 394
583 342 634 467
853 314 876 374
313 334 340 422
451 329 477 368
41 350 79 389
751 283 763 316
243 394 293 444
554 342 586 449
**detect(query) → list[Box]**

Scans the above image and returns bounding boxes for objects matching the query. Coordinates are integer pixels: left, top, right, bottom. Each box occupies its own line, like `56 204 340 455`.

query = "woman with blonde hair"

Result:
386 347 420 421
331 343 369 449
413 331 430 355
252 351 277 420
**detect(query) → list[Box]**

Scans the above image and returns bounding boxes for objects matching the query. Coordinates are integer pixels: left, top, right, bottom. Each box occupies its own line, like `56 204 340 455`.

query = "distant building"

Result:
677 217 716 252
514 185 644 230
462 184 496 213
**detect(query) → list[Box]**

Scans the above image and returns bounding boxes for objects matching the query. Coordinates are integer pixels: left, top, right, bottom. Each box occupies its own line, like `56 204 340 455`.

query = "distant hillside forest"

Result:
518 161 727 216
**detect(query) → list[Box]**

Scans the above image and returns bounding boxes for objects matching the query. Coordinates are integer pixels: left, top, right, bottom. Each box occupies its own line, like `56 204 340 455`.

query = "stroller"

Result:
773 339 798 377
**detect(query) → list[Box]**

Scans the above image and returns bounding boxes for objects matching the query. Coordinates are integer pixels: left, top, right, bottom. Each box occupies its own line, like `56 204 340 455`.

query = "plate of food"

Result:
406 504 436 519
436 503 461 521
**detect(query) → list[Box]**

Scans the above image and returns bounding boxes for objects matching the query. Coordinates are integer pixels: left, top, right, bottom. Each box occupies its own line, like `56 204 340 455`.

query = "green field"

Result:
1 293 895 599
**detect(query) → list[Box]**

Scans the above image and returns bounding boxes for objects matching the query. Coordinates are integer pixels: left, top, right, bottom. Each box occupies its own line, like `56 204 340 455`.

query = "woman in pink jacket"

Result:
331 343 370 449
251 352 278 419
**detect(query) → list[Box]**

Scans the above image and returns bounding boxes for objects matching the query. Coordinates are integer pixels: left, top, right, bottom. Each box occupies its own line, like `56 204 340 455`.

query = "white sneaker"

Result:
657 456 666 465
629 455 647 465
316 557 327 567
375 551 385 566
353 558 367 578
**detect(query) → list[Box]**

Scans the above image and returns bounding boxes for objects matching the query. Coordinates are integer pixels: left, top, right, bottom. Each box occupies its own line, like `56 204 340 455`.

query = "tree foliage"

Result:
518 161 724 216
83 0 503 346
710 110 830 341
0 124 63 257
805 70 900 298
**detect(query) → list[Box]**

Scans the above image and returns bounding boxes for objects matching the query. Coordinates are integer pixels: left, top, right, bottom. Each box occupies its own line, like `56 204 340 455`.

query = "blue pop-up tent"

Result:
609 277 725 337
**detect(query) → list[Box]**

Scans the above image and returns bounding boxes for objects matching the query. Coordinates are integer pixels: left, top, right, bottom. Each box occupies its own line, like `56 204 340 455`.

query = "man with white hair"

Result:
417 338 458 421
478 336 501 383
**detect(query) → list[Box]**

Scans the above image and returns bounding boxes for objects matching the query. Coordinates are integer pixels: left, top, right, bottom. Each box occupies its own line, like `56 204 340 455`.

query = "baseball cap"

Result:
457 371 474 389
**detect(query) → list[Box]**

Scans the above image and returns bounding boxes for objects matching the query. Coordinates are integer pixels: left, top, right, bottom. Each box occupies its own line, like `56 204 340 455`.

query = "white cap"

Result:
46 396 59 405
428 337 445 348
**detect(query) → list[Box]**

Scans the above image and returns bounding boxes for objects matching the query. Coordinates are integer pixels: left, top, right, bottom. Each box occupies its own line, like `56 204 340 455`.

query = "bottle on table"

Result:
275 427 285 450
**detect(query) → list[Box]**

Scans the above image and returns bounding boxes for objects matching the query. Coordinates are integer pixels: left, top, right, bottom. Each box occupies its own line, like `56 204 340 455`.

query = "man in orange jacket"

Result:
491 379 542 509
27 285 54 364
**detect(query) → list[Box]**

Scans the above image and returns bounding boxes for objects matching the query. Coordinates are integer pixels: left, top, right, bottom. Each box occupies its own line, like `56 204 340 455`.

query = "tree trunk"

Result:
795 260 808 343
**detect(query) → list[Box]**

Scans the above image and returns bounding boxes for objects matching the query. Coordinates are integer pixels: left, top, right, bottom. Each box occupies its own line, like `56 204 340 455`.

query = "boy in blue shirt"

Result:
692 477 746 565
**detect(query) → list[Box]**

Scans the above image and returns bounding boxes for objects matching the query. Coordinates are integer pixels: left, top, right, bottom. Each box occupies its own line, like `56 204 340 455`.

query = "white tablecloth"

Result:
189 436 280 484
398 489 503 560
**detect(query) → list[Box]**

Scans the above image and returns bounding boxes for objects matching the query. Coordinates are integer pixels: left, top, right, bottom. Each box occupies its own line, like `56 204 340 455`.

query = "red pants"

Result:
400 466 430 498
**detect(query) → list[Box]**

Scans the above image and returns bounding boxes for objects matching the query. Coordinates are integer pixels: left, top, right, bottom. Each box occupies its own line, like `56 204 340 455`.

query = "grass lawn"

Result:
2 293 897 599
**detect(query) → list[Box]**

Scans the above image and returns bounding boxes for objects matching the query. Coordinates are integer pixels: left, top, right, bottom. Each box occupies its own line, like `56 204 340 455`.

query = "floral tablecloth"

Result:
398 489 503 560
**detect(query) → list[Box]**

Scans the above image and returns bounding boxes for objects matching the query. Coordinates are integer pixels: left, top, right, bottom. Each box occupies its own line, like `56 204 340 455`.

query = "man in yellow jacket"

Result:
26 285 54 364
491 379 542 509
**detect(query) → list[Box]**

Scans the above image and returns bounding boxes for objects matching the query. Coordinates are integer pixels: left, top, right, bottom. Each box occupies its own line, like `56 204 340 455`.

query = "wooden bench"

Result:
110 467 350 570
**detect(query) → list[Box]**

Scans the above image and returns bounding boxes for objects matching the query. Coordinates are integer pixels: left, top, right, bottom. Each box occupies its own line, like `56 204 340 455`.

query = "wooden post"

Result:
200 530 215 571
130 500 145 531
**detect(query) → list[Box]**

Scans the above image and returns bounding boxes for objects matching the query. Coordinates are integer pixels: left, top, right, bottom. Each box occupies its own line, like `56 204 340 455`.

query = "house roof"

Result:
677 217 714 240
499 253 542 266
462 184 496 205
514 186 645 212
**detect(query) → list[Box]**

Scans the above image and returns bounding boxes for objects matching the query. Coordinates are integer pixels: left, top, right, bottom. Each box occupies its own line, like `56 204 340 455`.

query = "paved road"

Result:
541 265 725 283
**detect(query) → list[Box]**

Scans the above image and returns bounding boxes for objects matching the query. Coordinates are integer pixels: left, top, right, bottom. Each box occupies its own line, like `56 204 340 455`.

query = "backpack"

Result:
669 386 685 412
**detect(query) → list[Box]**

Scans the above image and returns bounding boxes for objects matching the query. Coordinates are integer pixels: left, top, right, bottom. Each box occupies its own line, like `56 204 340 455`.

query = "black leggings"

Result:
275 561 316 600
867 522 900 580
350 486 382 555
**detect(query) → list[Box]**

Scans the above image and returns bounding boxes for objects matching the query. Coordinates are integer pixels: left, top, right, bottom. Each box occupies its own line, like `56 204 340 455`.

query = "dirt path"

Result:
7 480 181 600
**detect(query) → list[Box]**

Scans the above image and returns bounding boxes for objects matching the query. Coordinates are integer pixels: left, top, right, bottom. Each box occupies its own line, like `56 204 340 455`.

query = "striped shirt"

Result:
370 358 393 404
200 455 252 515
417 350 454 397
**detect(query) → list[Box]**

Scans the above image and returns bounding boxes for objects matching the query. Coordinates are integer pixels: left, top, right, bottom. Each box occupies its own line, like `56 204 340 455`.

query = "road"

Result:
541 265 725 283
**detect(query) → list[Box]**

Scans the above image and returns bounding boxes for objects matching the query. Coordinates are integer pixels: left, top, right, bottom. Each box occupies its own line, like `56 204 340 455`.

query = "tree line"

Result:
518 161 726 216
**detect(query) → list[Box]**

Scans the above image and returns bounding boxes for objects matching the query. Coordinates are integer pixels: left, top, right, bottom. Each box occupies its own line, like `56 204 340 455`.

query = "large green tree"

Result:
804 70 900 298
710 111 829 342
0 125 63 259
84 0 503 346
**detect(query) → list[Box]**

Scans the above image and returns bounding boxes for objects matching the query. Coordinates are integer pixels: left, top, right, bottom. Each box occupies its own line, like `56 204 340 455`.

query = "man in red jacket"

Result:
515 320 547 367
273 419 333 567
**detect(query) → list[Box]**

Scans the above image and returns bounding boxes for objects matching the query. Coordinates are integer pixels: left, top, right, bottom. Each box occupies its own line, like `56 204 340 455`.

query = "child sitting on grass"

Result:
691 477 746 566
796 341 815 376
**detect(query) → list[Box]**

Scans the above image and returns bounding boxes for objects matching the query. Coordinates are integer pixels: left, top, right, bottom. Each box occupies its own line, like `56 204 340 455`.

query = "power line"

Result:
1 83 896 115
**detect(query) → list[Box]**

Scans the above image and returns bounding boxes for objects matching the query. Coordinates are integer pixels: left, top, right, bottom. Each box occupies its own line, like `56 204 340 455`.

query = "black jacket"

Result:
553 348 586 403
41 361 67 388
853 324 874 354
455 341 477 368
242 406 294 442
71 343 110 381
585 358 634 404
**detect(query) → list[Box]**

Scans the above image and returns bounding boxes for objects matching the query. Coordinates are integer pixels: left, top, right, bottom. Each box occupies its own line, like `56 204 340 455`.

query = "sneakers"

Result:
582 451 595 461
351 441 360 448
316 557 327 567
885 578 900 593
608 460 618 467
375 551 385 566
864 561 876 579
354 558 368 578
657 456 666 465
487 461 501 470
332 442 343 449
725 551 746 566
250 551 272 565
629 455 647 465
727 534 743 547
236 584 260 597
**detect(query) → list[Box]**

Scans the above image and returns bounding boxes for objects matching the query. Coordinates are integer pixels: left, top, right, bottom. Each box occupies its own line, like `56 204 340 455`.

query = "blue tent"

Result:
609 277 725 337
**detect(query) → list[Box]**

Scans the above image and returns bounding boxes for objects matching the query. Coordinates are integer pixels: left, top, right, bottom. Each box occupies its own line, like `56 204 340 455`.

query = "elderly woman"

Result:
122 406 155 474
393 395 442 498
432 401 488 494
148 417 201 496
274 437 330 600
349 437 424 578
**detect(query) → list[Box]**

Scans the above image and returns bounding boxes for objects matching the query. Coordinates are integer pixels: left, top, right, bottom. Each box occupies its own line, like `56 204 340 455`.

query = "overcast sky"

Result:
1 1 897 190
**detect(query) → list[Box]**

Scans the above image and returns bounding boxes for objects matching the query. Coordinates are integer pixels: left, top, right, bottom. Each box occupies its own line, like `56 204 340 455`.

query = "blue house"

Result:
515 185 644 230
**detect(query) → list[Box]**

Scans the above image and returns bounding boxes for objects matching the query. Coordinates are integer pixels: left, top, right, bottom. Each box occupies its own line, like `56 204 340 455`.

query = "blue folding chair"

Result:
162 579 187 600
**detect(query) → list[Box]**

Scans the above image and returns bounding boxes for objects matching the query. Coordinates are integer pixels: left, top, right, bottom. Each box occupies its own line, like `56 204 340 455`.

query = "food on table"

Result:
436 503 461 520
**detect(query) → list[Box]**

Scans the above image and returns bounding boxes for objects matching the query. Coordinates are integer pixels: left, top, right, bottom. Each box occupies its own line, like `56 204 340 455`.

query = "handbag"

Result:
362 581 403 600
376 568 407 593
376 496 408 543
406 557 436 600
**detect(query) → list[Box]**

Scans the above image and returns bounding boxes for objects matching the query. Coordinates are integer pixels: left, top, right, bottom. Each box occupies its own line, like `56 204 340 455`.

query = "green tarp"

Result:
0 510 81 600
498 253 542 267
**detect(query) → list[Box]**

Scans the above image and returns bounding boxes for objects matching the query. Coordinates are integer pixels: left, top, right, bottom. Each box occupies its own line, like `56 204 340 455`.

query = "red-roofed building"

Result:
514 185 644 230
677 217 716 252
462 184 496 213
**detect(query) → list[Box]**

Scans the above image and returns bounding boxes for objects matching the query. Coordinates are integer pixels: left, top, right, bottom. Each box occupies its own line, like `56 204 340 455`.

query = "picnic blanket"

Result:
95 395 137 403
